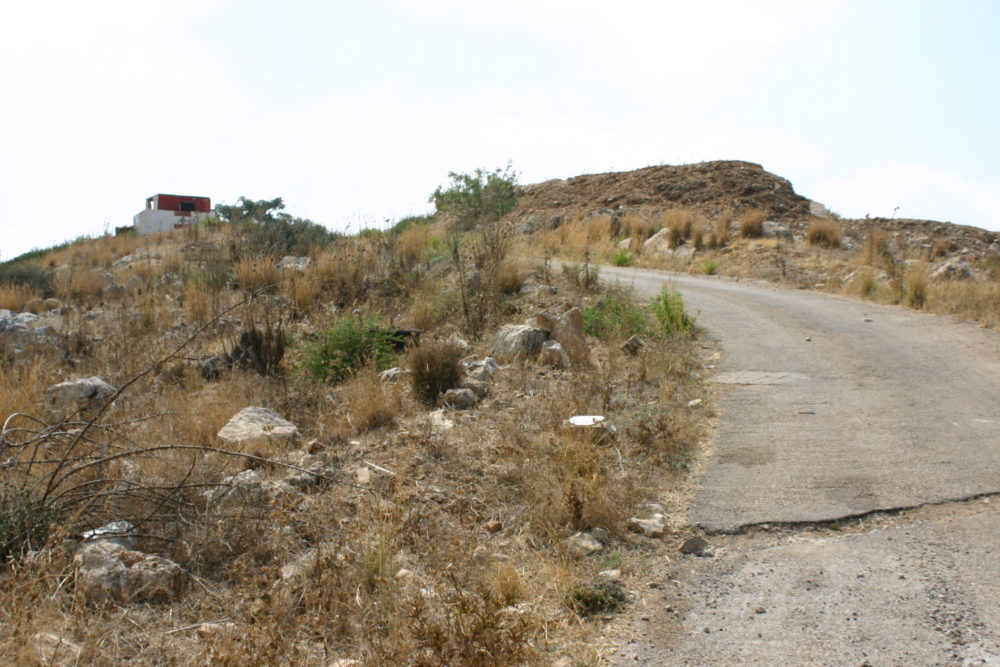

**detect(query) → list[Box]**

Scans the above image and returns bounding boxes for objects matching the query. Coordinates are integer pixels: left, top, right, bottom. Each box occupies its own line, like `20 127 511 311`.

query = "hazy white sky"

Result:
2 0 998 259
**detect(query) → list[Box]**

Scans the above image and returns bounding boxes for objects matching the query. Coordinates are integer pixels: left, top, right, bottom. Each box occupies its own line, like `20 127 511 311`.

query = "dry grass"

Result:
662 209 696 249
0 283 40 311
0 225 712 664
343 367 408 432
739 208 767 238
52 265 105 306
234 256 280 292
714 210 733 247
906 261 930 308
806 220 842 248
398 224 429 268
862 229 889 266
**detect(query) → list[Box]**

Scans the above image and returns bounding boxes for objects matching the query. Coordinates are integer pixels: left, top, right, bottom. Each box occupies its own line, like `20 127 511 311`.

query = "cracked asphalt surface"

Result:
599 266 1000 665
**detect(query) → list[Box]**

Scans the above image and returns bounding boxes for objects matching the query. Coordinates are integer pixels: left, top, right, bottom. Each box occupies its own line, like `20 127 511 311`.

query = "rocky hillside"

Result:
509 161 1000 329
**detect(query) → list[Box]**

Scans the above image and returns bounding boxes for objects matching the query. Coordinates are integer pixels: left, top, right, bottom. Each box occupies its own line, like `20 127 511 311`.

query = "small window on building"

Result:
179 201 195 212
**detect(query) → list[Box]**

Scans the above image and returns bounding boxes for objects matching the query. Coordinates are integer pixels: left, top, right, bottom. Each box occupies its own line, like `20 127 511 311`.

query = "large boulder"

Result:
74 541 184 604
45 377 116 421
490 325 549 362
217 407 299 450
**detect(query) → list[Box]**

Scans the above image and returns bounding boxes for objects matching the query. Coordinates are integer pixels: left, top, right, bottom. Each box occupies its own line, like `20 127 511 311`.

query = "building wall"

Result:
152 194 211 213
134 209 210 235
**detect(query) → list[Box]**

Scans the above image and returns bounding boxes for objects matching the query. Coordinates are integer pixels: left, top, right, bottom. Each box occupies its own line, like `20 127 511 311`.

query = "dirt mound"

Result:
510 160 813 225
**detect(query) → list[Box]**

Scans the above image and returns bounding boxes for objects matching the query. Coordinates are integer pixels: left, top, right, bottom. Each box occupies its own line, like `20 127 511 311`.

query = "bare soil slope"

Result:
512 160 812 224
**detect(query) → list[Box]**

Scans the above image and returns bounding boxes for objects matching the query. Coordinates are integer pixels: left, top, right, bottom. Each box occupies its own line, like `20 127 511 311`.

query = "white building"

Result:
133 194 212 235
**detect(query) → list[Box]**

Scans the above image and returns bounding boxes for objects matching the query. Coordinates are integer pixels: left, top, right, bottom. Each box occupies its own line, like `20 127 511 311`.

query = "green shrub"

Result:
0 261 52 296
582 291 652 339
610 248 634 266
0 489 60 564
408 339 463 405
651 288 695 335
302 317 400 383
700 260 719 275
390 214 433 234
430 164 518 229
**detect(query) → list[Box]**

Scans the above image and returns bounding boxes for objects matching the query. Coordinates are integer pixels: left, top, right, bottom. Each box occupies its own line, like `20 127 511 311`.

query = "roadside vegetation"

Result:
0 167 707 665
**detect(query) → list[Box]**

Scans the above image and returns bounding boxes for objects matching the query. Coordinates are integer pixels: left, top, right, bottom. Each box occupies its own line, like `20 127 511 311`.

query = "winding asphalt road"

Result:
599 266 1000 665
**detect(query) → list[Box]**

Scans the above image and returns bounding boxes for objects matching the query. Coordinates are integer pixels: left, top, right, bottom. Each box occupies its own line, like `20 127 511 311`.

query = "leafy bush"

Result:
651 288 695 335
301 316 400 383
217 195 339 255
610 248 634 266
0 489 60 564
390 214 433 234
701 260 719 275
582 291 651 339
0 261 52 296
408 339 463 405
430 164 518 229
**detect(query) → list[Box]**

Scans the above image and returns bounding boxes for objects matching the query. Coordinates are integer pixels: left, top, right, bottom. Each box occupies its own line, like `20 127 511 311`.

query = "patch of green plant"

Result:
301 316 400 383
651 288 695 335
700 260 719 275
430 163 518 229
610 248 634 267
2 236 87 266
390 214 433 234
582 291 652 340
566 579 628 616
216 195 339 255
0 261 52 296
0 489 61 564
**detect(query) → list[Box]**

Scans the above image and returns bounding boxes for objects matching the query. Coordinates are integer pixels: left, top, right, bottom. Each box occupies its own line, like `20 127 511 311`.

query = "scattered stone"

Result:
539 340 569 368
930 258 972 280
489 324 549 362
459 375 489 398
464 356 499 382
566 532 603 556
483 520 503 533
680 535 709 555
45 376 116 420
277 256 310 272
687 398 703 408
328 659 363 667
378 366 410 382
598 569 622 581
217 406 299 450
395 568 414 580
628 515 666 538
32 632 81 666
80 520 138 547
74 540 184 603
622 334 645 356
426 409 454 432
590 527 610 545
443 388 477 410
207 469 301 506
